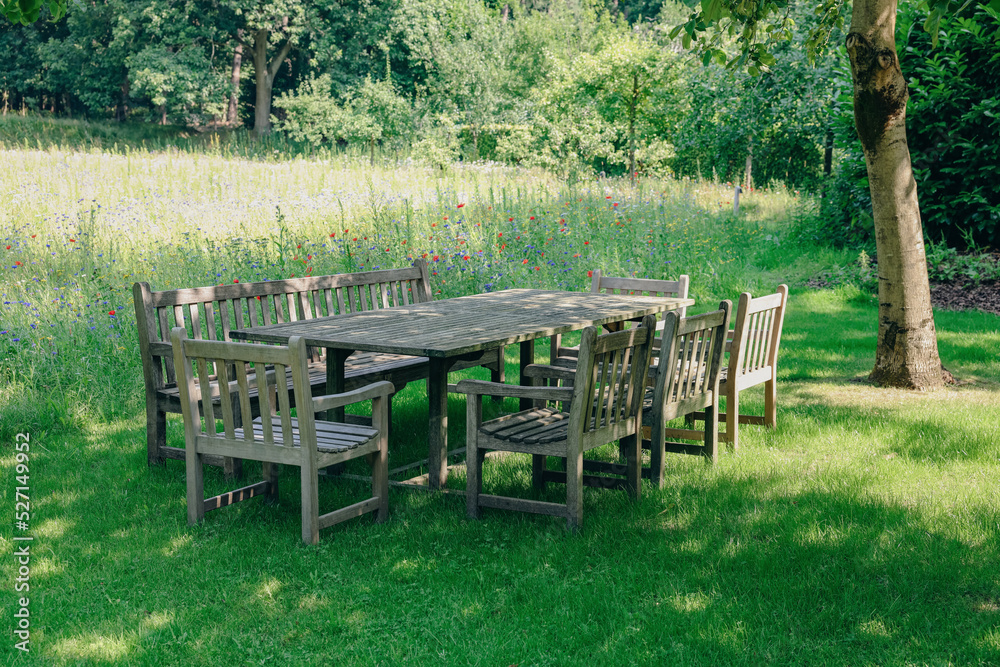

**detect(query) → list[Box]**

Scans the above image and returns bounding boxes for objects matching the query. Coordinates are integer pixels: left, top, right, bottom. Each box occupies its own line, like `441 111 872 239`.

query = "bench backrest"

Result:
134 260 432 391
727 285 788 390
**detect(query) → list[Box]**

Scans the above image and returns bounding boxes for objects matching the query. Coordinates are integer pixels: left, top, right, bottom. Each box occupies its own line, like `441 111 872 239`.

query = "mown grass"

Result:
1 117 998 665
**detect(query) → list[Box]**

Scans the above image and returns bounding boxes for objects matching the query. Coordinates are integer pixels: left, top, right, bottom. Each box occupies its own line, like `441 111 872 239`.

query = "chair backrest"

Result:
170 328 316 455
728 285 788 389
568 315 657 447
651 302 732 420
135 260 432 390
590 269 690 318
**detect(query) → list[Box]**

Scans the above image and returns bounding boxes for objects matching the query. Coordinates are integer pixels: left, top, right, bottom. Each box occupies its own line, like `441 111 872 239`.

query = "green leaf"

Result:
701 0 724 23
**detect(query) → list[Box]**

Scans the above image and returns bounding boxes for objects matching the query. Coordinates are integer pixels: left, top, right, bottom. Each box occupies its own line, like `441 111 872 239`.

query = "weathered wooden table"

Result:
231 288 694 489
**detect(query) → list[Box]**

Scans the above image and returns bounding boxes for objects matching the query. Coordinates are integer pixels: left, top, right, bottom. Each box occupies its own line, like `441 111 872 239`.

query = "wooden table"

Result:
230 288 694 489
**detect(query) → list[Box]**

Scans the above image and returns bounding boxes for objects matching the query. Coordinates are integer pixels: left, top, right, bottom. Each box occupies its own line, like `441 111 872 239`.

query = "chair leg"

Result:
263 462 280 503
727 388 740 452
648 422 666 491
566 445 583 532
623 434 641 499
490 346 505 402
704 399 719 464
764 378 777 429
466 443 482 520
185 450 205 526
300 456 320 545
466 397 482 520
372 396 389 523
147 403 165 466
532 455 546 490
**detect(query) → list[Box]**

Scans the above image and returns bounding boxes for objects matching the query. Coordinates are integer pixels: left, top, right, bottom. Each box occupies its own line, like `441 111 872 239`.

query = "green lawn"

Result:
1 123 998 665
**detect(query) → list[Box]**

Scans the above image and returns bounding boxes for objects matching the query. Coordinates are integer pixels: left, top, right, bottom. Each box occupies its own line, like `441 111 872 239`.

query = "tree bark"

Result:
628 71 637 183
847 0 943 389
227 32 244 127
252 25 293 137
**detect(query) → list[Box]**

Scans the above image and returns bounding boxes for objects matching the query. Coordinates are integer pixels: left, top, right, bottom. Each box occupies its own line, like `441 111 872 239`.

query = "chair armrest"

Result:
312 381 395 412
521 363 577 381
454 379 573 402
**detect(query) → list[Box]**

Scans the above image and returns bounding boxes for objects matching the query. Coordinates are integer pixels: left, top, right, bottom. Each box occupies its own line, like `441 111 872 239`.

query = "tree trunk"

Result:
160 104 167 125
252 26 293 137
227 33 244 127
847 0 943 389
628 71 638 183
824 127 834 176
115 76 129 122
744 146 753 191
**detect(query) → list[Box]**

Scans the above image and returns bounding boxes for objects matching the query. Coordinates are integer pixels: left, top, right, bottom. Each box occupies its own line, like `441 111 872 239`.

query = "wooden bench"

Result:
133 260 504 471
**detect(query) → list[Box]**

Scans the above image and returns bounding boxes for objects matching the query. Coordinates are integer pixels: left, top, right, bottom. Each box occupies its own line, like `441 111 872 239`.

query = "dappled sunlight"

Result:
35 516 72 540
254 576 285 605
52 632 134 662
858 618 895 639
161 533 193 557
296 593 331 612
141 610 175 630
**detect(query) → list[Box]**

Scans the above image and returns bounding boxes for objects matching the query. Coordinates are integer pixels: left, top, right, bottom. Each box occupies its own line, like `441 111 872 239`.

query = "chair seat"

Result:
235 417 380 454
479 407 571 445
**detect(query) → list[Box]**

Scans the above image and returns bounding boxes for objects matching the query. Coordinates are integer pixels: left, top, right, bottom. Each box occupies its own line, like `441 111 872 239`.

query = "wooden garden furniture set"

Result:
133 260 503 476
137 261 787 540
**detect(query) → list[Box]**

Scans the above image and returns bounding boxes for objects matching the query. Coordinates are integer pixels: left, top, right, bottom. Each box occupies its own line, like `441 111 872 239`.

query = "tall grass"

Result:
1 134 809 438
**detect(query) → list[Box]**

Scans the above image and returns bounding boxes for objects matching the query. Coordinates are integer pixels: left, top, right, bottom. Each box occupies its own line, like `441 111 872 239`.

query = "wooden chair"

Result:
692 285 788 450
457 316 657 531
171 328 392 545
643 303 731 487
550 270 690 362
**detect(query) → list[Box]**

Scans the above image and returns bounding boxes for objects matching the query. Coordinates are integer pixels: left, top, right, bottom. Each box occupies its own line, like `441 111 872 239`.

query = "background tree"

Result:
671 0 999 389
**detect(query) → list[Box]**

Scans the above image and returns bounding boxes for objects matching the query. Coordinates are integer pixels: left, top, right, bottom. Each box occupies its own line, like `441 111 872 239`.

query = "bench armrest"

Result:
312 381 395 412
455 379 573 402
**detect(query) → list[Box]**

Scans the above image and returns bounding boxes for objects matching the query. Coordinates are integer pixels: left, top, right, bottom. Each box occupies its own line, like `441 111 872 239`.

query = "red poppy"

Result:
534 266 540 271
508 217 514 222
108 310 115 316
443 217 448 221
30 235 36 238
457 203 465 208
584 241 589 245
587 271 593 277
463 255 470 260
529 216 535 220
433 255 439 261
522 259 528 264
15 261 22 266
234 279 239 283
4 245 9 250
297 244 301 249
330 233 335 237
69 239 76 242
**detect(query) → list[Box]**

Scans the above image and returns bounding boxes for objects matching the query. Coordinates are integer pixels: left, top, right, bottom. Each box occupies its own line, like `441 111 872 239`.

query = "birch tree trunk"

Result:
846 0 943 389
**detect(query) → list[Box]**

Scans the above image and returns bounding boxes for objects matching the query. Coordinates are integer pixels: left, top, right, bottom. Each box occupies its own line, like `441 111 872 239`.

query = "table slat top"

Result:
230 289 694 358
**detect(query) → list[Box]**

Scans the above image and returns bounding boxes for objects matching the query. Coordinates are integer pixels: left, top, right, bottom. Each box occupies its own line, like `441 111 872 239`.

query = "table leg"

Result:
519 339 536 412
427 357 450 489
326 348 350 422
